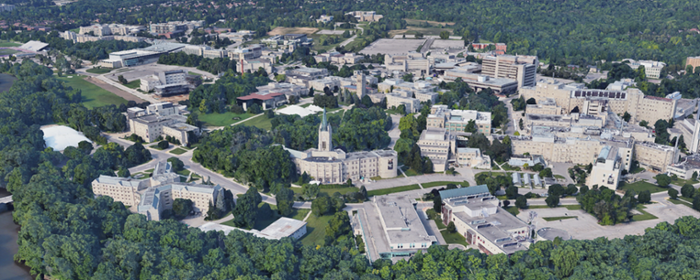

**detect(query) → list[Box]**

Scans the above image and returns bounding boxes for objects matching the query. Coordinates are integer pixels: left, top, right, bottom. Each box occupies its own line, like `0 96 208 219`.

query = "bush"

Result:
638 190 651 204
681 184 695 198
157 140 169 149
446 222 456 233
515 196 528 209
668 188 679 200
172 198 194 220
503 200 510 208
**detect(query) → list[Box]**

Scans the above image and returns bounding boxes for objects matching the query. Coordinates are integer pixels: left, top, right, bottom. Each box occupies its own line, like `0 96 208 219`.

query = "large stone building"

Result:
346 11 384 22
92 161 222 221
521 79 677 125
79 23 145 36
384 53 431 77
416 129 455 172
440 186 530 255
623 59 665 79
427 105 492 135
140 69 200 96
127 102 200 145
588 143 634 189
481 55 538 88
285 110 397 184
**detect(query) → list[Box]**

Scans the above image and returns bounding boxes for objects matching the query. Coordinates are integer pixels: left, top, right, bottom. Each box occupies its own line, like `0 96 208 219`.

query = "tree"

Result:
515 196 527 209
402 73 414 82
302 183 320 200
118 75 127 84
681 184 695 198
694 195 700 211
622 112 631 122
360 186 368 200
693 171 699 181
276 187 294 216
668 188 679 200
526 98 537 105
446 221 456 233
312 195 332 216
172 198 194 219
503 200 510 208
233 188 261 228
439 31 450 40
638 190 651 204
548 184 565 197
167 157 184 172
464 119 477 133
539 168 553 178
655 174 671 188
157 140 169 150
324 211 352 246
545 195 559 207
117 167 130 178
639 120 648 127
506 185 518 199
433 195 442 213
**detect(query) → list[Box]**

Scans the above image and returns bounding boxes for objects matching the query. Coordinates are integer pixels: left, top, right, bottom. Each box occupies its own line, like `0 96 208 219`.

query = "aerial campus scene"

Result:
2 0 700 279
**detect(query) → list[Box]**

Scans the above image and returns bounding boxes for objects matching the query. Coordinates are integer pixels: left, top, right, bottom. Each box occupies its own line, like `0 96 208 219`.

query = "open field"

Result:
359 38 426 55
299 213 333 246
0 41 21 47
268 27 319 36
84 76 145 103
388 26 454 37
200 111 253 127
619 181 667 194
0 48 18 56
124 80 140 89
57 75 128 109
238 114 273 130
86 67 112 74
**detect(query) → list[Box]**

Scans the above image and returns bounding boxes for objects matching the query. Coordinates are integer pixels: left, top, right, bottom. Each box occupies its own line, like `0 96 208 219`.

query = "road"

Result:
106 133 312 209
339 24 363 48
419 38 435 53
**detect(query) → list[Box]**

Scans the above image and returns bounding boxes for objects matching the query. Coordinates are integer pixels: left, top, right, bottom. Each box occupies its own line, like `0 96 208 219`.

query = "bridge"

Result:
0 195 12 204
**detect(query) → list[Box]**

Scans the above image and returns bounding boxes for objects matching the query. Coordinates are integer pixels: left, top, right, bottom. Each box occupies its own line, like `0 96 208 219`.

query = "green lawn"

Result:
619 181 667 194
0 49 18 56
367 185 421 196
668 198 689 205
421 181 470 188
564 204 582 210
169 148 187 155
123 79 141 89
199 111 254 127
299 213 333 246
554 175 566 180
504 206 520 216
440 230 468 246
86 67 113 74
57 75 128 109
670 178 699 186
630 167 645 174
188 71 202 76
0 41 20 47
632 205 658 222
543 216 577 222
149 144 167 150
238 114 273 130
403 168 421 177
291 186 360 197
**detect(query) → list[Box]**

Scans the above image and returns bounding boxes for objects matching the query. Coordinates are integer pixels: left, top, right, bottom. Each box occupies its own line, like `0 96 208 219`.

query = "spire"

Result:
321 107 327 131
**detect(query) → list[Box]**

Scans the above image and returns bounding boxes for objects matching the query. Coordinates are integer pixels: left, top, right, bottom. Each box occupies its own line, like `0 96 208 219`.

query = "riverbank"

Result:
0 188 32 279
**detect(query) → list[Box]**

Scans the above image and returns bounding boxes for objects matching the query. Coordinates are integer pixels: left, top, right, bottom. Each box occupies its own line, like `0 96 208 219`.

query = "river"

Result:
0 189 32 280
0 73 16 93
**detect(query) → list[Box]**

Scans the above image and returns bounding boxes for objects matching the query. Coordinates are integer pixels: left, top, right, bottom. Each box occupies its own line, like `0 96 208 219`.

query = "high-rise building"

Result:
482 55 538 88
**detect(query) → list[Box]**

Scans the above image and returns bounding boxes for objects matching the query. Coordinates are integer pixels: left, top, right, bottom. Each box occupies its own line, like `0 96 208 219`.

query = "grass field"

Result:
0 41 20 47
632 205 658 222
239 114 273 130
169 148 187 155
554 175 566 180
123 80 140 89
504 206 520 216
367 185 421 196
291 186 360 197
670 178 699 186
543 216 577 222
86 67 113 74
199 111 254 127
619 181 667 194
268 27 319 36
0 49 18 56
421 181 470 188
188 71 202 76
56 75 127 109
440 230 468 246
299 213 333 246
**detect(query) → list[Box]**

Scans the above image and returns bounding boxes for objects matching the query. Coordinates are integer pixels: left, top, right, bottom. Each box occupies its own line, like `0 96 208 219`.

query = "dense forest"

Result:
3 0 700 65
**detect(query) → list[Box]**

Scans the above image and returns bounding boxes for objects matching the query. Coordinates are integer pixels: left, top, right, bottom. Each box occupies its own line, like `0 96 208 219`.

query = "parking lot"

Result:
359 39 427 55
429 39 464 50
517 197 700 240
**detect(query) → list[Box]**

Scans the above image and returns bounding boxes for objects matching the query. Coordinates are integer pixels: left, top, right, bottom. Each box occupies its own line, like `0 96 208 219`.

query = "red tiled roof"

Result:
237 92 285 101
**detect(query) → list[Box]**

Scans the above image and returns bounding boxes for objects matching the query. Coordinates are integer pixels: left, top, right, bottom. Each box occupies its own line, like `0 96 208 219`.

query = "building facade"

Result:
427 105 492 135
286 110 397 184
481 55 538 88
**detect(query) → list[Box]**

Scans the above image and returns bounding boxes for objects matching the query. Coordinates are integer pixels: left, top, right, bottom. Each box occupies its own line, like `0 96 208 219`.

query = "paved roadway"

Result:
339 24 363 48
106 134 312 209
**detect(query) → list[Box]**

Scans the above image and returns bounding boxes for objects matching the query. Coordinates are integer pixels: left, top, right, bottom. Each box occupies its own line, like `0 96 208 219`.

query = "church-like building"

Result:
285 109 398 184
